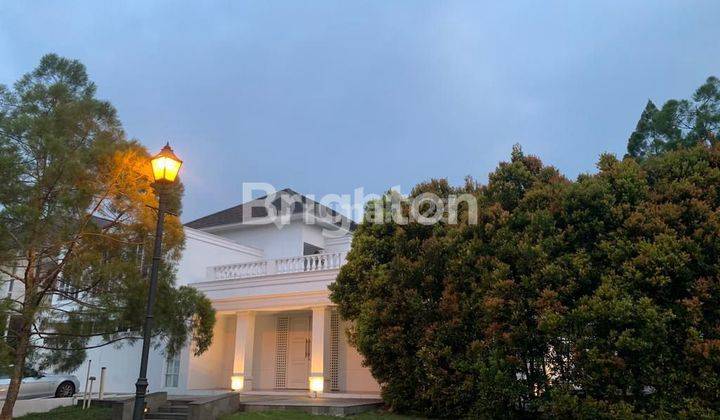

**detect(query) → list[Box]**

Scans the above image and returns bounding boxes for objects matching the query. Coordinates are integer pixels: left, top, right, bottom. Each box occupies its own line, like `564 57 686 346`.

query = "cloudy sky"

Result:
2 1 719 221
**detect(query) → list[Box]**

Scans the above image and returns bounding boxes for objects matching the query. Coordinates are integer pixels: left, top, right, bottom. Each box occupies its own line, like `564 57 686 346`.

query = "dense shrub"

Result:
330 145 720 418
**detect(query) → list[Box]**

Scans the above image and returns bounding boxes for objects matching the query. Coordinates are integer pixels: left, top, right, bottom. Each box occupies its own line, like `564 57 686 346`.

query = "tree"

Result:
0 54 215 419
627 76 720 159
331 144 720 417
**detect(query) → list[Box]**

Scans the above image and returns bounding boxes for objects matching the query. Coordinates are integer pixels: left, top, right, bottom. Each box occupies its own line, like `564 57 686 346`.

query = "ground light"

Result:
231 375 244 391
309 376 324 396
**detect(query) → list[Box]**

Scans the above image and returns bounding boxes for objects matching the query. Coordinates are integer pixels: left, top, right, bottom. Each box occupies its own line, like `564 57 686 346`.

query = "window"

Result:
303 242 323 256
164 354 180 388
56 279 79 301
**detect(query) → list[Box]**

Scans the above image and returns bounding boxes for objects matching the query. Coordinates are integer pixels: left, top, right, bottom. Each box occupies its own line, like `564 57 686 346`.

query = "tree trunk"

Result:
0 318 30 420
1 253 36 420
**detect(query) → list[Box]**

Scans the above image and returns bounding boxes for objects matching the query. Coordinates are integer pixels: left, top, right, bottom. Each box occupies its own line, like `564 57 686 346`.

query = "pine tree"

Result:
626 77 720 159
0 54 215 419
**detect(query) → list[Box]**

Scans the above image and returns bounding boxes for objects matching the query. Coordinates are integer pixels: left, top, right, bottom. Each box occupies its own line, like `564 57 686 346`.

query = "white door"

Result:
286 315 311 389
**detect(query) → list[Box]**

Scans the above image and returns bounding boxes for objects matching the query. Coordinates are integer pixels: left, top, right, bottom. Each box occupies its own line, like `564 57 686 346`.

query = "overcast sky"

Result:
2 1 719 222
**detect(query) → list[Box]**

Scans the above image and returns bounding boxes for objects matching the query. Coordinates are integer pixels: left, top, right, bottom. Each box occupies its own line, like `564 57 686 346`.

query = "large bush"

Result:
330 145 720 418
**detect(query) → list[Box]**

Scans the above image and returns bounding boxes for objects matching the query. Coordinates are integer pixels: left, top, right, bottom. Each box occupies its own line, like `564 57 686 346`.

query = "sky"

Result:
1 1 719 222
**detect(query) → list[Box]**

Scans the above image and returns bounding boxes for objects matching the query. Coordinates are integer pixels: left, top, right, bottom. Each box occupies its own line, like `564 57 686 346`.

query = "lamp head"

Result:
150 143 182 183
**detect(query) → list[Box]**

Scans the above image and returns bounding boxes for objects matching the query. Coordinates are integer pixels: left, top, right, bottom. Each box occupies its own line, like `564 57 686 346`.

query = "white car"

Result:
0 369 79 399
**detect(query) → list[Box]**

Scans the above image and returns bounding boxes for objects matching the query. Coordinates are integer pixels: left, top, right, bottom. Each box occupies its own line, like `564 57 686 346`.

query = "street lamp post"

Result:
133 143 183 420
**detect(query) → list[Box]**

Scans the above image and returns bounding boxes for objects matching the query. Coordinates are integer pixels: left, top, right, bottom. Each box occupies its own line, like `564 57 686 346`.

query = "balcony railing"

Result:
208 251 348 281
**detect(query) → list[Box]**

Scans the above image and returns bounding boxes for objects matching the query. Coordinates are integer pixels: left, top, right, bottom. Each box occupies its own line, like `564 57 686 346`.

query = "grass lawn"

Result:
15 405 419 420
15 405 112 420
221 410 423 420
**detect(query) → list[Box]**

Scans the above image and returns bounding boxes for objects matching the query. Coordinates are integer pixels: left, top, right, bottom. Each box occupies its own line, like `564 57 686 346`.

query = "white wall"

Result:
324 235 352 253
213 223 304 260
0 262 25 304
339 320 380 394
69 336 169 394
178 228 263 285
204 221 352 260
187 314 235 390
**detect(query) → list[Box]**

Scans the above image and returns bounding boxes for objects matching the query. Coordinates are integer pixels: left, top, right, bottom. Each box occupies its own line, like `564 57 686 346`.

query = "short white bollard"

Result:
98 367 106 400
85 376 96 409
82 359 92 408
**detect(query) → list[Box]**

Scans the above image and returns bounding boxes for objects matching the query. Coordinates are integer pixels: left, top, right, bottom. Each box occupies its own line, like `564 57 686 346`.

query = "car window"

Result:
22 366 40 378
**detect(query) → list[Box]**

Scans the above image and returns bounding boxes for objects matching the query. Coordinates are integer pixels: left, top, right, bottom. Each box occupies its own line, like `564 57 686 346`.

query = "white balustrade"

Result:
209 251 348 281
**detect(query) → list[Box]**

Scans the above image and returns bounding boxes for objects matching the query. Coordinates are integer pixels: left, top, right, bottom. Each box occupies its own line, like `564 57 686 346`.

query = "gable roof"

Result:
185 188 357 231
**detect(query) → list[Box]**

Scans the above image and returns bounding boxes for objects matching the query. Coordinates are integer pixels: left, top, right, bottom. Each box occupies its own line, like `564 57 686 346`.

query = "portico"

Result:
186 254 379 396
227 305 330 394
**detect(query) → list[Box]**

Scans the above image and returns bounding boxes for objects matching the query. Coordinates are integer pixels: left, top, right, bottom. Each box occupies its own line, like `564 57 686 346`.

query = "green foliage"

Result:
331 144 720 418
0 54 215 416
219 410 419 420
15 405 111 420
627 76 720 159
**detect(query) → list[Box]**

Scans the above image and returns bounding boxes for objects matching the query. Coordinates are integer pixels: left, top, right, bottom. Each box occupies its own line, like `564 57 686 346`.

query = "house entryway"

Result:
275 313 312 390
220 306 380 394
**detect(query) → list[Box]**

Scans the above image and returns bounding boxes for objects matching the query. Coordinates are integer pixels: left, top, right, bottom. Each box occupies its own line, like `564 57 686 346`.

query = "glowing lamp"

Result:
231 375 244 391
309 376 324 393
150 143 183 183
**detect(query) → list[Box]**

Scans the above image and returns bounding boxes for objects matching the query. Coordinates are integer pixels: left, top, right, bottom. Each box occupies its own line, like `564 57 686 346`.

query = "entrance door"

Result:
286 315 311 389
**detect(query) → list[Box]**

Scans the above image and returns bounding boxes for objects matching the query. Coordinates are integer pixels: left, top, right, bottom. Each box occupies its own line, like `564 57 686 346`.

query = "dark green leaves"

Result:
627 77 720 159
332 144 720 417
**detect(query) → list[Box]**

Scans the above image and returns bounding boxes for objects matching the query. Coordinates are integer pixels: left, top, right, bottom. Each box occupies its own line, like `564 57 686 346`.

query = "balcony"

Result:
207 251 348 281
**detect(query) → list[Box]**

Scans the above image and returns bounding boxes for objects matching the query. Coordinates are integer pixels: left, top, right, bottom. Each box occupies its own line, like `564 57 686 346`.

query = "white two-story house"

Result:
71 189 380 396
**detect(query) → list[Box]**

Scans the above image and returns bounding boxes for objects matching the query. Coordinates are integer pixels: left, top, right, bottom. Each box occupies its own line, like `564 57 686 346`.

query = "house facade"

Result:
70 189 380 396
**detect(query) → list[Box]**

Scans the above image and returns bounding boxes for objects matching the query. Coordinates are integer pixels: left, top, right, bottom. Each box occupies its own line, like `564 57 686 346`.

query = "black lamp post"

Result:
133 143 183 420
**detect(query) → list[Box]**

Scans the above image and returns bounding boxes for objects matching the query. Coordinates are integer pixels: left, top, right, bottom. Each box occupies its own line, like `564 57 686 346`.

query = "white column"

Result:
232 311 255 391
309 306 327 394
